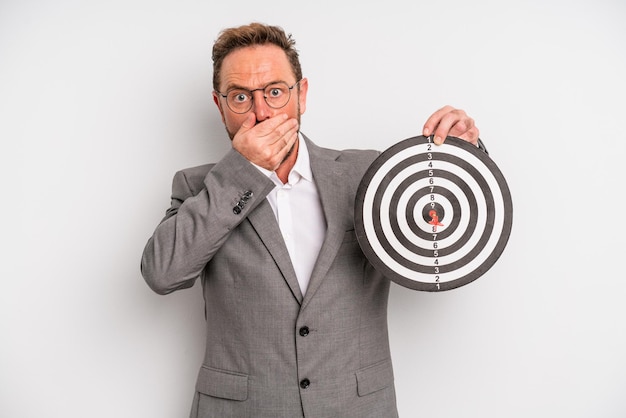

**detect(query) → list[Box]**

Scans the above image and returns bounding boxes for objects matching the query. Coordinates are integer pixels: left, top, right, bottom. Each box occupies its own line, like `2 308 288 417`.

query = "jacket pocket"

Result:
355 358 394 397
195 365 249 401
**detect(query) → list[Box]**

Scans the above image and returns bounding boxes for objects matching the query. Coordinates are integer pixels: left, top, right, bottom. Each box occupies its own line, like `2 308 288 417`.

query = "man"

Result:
141 22 481 417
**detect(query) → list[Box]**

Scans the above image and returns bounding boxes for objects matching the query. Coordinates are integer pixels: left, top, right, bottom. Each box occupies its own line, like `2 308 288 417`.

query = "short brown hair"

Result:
212 22 302 91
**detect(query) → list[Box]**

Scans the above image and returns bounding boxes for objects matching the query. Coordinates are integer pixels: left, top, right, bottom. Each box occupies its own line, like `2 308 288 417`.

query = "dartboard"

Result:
354 135 513 291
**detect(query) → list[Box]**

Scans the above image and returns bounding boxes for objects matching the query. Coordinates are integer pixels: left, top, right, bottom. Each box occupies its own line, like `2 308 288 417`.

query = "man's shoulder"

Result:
318 145 380 169
335 147 380 160
176 163 215 178
304 135 380 162
171 163 217 193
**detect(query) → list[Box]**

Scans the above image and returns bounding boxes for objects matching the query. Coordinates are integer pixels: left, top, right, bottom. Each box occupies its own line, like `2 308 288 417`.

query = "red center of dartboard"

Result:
428 209 444 226
422 203 445 231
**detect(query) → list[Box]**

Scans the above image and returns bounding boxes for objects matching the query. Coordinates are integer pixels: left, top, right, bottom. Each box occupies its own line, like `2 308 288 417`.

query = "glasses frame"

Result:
216 80 301 114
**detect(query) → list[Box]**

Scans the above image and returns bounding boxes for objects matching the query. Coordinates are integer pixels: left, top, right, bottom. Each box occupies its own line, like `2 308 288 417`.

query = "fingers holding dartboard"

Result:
354 135 513 291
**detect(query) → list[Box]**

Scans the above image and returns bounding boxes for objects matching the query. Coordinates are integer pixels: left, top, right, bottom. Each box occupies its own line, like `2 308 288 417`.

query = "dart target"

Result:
354 135 513 291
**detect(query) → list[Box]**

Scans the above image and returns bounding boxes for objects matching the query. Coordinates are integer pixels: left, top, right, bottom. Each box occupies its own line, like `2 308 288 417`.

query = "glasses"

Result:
216 80 300 114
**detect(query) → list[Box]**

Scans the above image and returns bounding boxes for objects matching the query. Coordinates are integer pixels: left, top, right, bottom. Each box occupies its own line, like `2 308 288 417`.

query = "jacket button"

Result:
233 206 242 215
299 378 310 389
299 326 309 337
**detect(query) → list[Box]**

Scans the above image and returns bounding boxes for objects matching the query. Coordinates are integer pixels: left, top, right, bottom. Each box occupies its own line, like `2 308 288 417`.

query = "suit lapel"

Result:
301 137 353 309
247 200 304 304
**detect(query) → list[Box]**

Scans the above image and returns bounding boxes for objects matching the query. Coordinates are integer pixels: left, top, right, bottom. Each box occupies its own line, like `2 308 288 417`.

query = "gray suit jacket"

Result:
141 136 399 418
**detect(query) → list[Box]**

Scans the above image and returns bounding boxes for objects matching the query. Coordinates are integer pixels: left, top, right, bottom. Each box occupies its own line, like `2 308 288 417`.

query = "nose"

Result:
250 90 271 121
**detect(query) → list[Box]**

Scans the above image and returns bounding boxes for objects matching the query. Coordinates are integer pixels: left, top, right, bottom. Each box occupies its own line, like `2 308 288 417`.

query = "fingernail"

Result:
434 136 442 145
423 128 430 137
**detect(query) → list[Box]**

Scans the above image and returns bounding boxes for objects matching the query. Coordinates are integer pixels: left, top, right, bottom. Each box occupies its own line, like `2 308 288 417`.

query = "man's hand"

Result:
232 113 299 171
422 105 480 146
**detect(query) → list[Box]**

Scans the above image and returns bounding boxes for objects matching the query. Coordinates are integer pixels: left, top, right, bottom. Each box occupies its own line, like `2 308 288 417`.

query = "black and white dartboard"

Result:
354 135 513 291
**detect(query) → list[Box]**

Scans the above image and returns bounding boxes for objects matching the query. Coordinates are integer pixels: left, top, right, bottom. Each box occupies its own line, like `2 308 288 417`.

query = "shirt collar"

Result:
290 133 313 184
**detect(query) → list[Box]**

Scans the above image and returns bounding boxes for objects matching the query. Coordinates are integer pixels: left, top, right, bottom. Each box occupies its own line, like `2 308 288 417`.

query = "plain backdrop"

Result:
1 1 625 417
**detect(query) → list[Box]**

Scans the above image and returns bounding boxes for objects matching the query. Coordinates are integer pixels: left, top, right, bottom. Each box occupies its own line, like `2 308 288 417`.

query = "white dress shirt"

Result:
253 135 326 294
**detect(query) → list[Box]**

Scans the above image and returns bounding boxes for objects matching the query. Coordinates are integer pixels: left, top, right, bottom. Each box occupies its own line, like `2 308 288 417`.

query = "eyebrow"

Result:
224 79 288 92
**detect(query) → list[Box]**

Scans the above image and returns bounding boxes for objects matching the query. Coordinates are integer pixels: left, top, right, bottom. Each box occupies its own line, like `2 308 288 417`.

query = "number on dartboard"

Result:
433 223 440 287
426 140 441 289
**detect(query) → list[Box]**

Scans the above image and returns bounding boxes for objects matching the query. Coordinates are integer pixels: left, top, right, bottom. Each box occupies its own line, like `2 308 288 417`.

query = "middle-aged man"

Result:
142 22 484 418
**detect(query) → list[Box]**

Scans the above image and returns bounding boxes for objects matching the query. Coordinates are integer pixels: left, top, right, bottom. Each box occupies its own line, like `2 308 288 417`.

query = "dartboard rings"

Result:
354 135 513 291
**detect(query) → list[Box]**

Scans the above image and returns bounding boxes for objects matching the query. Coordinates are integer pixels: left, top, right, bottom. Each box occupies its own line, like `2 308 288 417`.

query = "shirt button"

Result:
300 378 310 389
299 326 309 337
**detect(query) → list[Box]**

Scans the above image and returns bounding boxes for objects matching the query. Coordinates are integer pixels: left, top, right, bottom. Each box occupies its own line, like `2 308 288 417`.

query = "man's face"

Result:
213 44 308 140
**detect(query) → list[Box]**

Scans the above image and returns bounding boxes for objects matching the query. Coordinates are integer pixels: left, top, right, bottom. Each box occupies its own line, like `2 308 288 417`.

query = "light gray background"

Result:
1 1 625 417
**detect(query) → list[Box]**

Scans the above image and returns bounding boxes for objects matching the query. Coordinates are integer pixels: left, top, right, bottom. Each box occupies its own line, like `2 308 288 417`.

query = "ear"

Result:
212 91 227 123
297 77 309 115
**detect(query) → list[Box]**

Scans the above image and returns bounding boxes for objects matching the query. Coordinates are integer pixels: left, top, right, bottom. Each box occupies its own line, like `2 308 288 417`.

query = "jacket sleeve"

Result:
140 148 275 295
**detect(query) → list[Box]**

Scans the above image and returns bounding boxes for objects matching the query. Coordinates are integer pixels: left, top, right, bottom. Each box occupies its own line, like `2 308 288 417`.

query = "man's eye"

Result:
233 93 249 103
268 88 283 97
